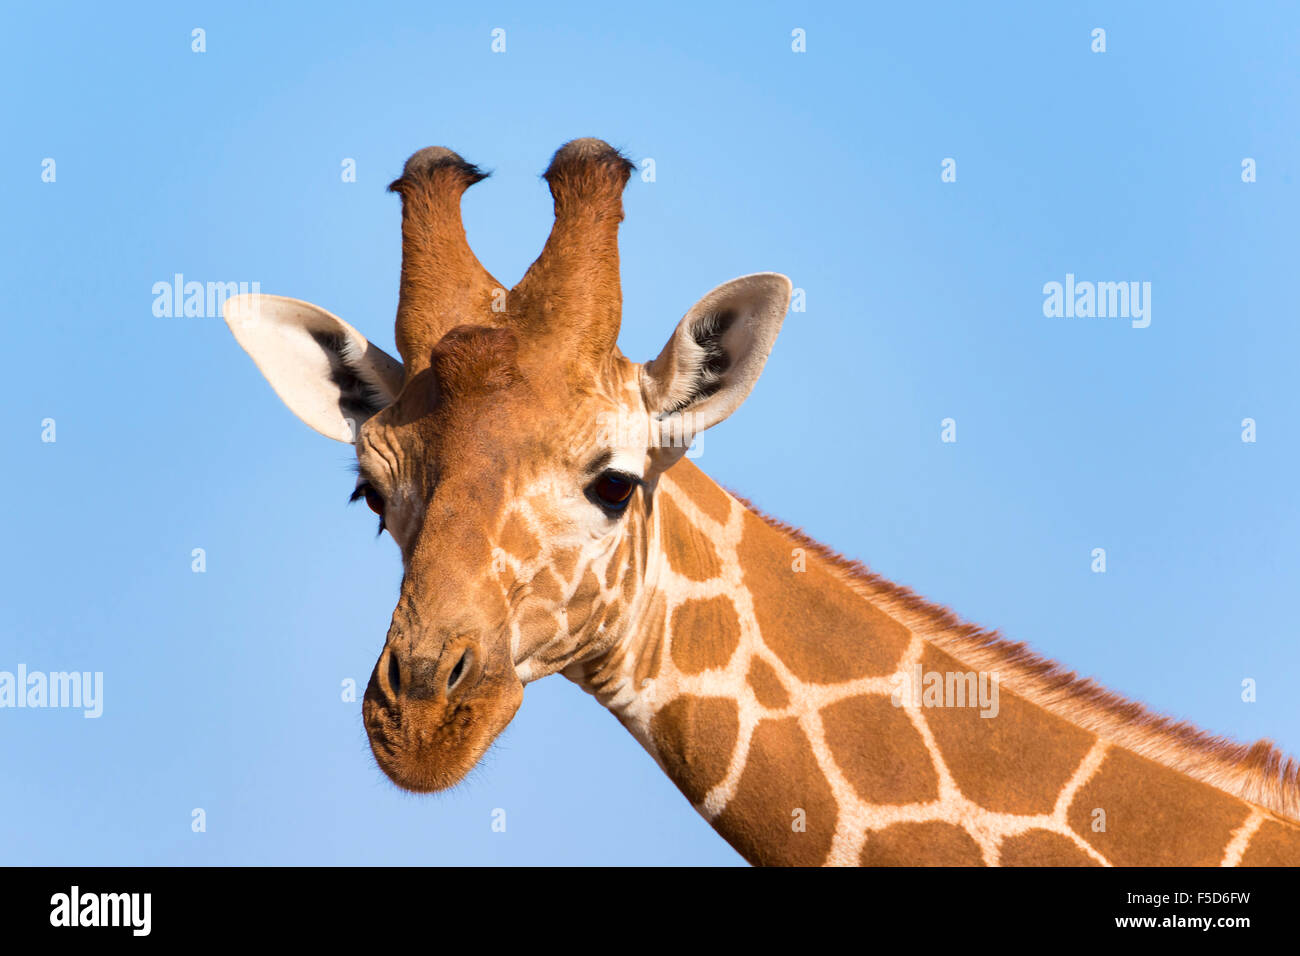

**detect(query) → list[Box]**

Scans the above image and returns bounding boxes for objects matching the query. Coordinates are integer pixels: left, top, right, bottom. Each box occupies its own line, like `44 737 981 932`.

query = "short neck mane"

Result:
571 458 1300 866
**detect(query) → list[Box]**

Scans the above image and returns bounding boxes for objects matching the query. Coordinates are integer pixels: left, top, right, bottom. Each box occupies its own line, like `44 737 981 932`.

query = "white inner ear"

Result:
224 294 404 443
642 272 792 436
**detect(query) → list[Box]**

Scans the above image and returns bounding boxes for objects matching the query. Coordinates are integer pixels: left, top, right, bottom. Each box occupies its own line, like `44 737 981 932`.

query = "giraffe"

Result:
223 138 1300 866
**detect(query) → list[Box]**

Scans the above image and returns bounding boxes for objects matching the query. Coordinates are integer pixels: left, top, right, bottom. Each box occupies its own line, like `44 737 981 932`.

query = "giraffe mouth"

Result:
362 650 523 793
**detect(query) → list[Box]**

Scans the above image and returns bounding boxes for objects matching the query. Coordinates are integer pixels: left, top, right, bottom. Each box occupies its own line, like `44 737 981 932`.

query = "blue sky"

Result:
2 2 1297 865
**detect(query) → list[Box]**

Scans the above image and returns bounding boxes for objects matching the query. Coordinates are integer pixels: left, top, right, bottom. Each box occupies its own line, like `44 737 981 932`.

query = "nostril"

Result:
388 650 402 697
447 649 471 692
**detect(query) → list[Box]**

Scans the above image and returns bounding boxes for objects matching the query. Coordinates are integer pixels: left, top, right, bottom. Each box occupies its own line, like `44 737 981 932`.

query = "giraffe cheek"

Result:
514 606 562 670
565 569 603 637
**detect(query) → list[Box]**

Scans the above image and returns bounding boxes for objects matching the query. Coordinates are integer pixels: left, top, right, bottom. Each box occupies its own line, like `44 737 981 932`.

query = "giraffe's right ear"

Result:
223 294 405 444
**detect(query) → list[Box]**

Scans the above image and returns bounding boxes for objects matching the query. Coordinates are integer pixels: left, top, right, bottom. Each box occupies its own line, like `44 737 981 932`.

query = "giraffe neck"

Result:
570 458 1300 866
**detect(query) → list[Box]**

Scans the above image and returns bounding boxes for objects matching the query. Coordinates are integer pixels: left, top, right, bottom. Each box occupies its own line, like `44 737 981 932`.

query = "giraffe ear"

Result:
223 294 405 444
641 273 791 447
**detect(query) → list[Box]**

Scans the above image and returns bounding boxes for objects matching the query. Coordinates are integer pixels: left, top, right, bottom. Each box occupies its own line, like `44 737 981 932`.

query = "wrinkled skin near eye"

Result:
589 471 637 513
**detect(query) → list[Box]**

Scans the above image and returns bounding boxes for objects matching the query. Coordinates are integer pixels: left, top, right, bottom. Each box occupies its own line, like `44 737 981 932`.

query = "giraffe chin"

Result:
361 670 523 794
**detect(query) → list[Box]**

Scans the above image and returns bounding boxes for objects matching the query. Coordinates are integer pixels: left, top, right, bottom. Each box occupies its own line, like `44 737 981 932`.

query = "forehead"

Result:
361 325 640 467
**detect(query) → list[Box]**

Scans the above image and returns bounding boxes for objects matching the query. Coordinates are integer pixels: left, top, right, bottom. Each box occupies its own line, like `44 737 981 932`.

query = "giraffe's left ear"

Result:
641 273 791 450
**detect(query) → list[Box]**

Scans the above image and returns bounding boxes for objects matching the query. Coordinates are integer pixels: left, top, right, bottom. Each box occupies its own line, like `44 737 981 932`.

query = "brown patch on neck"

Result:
1067 747 1249 866
713 717 838 866
861 821 985 866
650 696 738 805
667 458 734 524
745 657 789 709
632 593 666 686
669 596 741 674
820 695 939 805
739 508 909 683
999 830 1100 867
657 493 722 581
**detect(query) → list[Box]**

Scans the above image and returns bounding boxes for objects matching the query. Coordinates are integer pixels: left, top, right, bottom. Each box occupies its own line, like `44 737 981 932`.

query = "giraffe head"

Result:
224 140 790 792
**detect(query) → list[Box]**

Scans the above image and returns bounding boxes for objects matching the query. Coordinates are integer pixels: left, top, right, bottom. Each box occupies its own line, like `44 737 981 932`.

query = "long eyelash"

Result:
348 483 386 536
607 469 644 489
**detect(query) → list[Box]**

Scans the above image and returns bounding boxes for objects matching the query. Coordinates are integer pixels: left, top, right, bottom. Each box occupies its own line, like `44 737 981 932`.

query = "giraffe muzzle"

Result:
361 637 523 792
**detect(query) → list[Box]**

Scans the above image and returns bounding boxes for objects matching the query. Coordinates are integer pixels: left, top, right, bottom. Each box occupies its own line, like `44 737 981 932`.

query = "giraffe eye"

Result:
591 472 637 512
349 481 387 535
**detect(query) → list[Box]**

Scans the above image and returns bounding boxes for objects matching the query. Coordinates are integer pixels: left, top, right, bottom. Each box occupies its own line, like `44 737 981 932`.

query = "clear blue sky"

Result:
2 2 1297 865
